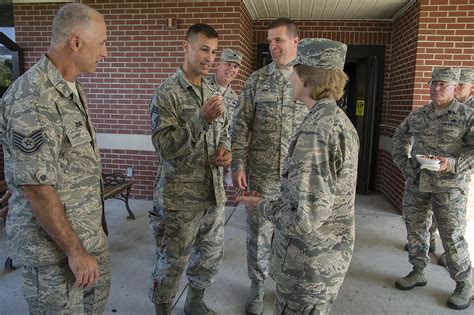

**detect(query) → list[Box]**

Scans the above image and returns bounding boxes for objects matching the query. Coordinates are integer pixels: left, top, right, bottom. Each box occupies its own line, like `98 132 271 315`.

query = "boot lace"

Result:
454 282 465 295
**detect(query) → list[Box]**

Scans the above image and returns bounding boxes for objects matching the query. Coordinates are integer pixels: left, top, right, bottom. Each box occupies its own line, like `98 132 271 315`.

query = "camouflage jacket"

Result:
206 74 239 129
257 98 359 287
392 98 474 192
464 95 473 109
231 62 307 183
150 67 230 210
0 55 106 266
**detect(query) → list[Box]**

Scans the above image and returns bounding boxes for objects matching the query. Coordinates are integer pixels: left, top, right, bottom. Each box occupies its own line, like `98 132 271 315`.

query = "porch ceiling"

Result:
243 0 416 21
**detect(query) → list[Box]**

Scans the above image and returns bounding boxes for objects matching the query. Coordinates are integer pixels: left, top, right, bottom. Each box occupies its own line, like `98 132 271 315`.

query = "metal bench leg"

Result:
121 188 135 220
4 256 16 271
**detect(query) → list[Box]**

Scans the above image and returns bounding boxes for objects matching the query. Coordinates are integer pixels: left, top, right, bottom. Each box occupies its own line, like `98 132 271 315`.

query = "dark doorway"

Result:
256 44 384 194
343 45 384 194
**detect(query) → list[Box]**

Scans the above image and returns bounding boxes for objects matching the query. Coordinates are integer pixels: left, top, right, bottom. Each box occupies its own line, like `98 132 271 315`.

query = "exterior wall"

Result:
380 0 474 211
378 2 420 210
11 0 254 199
4 0 473 206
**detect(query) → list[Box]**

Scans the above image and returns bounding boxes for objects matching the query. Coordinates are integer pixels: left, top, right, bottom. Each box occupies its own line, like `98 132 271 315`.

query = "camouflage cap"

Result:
430 67 460 83
459 68 474 83
220 48 242 66
291 38 347 70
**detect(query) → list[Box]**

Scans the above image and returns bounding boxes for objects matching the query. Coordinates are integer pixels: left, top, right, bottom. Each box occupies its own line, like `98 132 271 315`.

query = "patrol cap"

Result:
291 38 347 71
430 67 460 83
220 48 242 66
459 68 474 83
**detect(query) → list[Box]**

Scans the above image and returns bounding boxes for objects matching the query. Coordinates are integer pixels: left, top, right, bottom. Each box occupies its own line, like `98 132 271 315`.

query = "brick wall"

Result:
378 2 420 210
380 0 474 211
6 0 473 205
12 0 254 200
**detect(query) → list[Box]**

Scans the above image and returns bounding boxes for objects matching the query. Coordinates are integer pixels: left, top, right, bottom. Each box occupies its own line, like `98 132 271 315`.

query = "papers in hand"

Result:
415 154 440 171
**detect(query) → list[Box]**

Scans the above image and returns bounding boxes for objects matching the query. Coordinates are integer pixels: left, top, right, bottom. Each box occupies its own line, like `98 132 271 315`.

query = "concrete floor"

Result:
1 195 473 315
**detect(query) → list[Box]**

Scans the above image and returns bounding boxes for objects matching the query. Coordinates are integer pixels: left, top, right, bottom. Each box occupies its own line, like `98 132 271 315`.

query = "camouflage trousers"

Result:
246 176 279 281
403 185 472 281
148 206 225 303
274 276 344 315
22 250 111 314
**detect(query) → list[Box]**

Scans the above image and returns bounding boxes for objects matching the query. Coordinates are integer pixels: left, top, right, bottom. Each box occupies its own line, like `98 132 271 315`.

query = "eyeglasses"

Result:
428 81 456 88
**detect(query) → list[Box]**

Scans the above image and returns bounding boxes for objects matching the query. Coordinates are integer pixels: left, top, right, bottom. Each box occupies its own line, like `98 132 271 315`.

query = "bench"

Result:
1 174 134 270
102 173 135 220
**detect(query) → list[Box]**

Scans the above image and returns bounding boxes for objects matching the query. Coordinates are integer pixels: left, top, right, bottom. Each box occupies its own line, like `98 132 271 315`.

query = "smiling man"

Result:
207 48 243 128
0 3 110 313
148 23 231 315
230 18 307 315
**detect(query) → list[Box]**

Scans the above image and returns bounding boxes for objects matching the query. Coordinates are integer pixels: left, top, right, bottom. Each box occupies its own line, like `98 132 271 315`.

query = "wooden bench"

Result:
102 173 135 220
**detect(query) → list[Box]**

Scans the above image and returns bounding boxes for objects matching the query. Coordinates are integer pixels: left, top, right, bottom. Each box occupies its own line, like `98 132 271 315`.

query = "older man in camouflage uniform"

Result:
392 67 474 310
231 18 307 315
240 38 359 315
148 23 231 315
207 48 242 187
0 3 110 313
456 68 474 108
207 48 242 128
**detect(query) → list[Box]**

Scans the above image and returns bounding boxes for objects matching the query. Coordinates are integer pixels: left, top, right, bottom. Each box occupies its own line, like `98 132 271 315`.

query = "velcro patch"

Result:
13 129 44 154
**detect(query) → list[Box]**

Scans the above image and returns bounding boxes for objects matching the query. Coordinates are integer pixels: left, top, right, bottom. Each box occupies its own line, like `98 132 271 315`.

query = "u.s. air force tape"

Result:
13 129 44 154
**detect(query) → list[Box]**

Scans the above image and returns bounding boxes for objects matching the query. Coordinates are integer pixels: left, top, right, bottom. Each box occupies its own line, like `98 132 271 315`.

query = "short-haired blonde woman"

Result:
239 38 359 315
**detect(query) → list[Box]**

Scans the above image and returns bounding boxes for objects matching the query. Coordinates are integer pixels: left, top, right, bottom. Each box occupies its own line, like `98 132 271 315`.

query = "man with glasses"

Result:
392 67 474 310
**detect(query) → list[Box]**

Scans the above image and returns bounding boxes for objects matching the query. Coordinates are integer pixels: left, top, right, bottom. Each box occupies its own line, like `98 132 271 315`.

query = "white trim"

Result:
96 133 155 152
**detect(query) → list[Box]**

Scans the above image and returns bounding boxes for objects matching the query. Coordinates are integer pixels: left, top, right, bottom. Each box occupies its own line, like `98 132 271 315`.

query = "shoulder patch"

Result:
13 129 44 154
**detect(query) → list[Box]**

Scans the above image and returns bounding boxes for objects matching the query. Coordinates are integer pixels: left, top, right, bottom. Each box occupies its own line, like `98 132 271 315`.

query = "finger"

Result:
74 272 84 288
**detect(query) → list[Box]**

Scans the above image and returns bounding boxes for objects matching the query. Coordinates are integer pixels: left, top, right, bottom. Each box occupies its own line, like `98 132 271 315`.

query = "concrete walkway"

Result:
0 195 472 314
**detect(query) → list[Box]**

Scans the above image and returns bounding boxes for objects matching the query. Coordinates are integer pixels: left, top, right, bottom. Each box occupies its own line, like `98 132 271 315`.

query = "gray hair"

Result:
51 3 101 47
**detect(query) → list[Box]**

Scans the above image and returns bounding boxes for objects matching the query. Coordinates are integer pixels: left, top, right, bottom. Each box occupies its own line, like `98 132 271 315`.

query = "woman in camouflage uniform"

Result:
239 38 359 315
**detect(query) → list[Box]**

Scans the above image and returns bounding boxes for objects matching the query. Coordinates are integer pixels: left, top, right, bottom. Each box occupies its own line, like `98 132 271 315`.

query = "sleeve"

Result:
447 112 474 174
149 88 210 161
258 126 342 236
391 116 411 173
230 76 256 172
7 102 59 186
218 105 231 152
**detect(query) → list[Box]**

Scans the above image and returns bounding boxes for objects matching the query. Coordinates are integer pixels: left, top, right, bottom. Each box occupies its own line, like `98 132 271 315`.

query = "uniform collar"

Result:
39 54 88 111
427 97 460 118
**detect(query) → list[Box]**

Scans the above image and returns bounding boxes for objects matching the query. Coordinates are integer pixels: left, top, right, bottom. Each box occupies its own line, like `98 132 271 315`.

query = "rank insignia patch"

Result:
13 129 44 154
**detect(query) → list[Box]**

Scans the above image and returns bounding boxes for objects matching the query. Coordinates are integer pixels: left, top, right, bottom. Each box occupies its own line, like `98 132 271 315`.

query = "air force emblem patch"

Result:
13 129 44 154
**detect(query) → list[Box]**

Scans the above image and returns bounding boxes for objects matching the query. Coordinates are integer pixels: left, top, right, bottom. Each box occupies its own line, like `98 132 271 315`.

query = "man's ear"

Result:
68 34 81 52
294 36 300 47
183 40 189 53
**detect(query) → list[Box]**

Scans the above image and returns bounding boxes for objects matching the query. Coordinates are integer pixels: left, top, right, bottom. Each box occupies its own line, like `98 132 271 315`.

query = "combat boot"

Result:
447 280 473 310
184 286 216 315
154 303 171 315
395 266 427 290
438 252 447 267
429 233 436 253
245 280 264 315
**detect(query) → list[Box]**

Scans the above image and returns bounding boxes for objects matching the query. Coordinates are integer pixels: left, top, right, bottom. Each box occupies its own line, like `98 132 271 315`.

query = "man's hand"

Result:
202 95 224 123
214 149 232 167
437 156 449 172
68 251 100 289
233 169 248 190
237 191 262 210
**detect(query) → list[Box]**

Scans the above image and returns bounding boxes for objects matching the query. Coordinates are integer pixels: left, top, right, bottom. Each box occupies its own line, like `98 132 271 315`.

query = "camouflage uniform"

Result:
459 68 474 109
392 80 474 282
255 38 359 315
231 61 307 282
206 74 239 127
148 67 230 303
0 55 110 313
